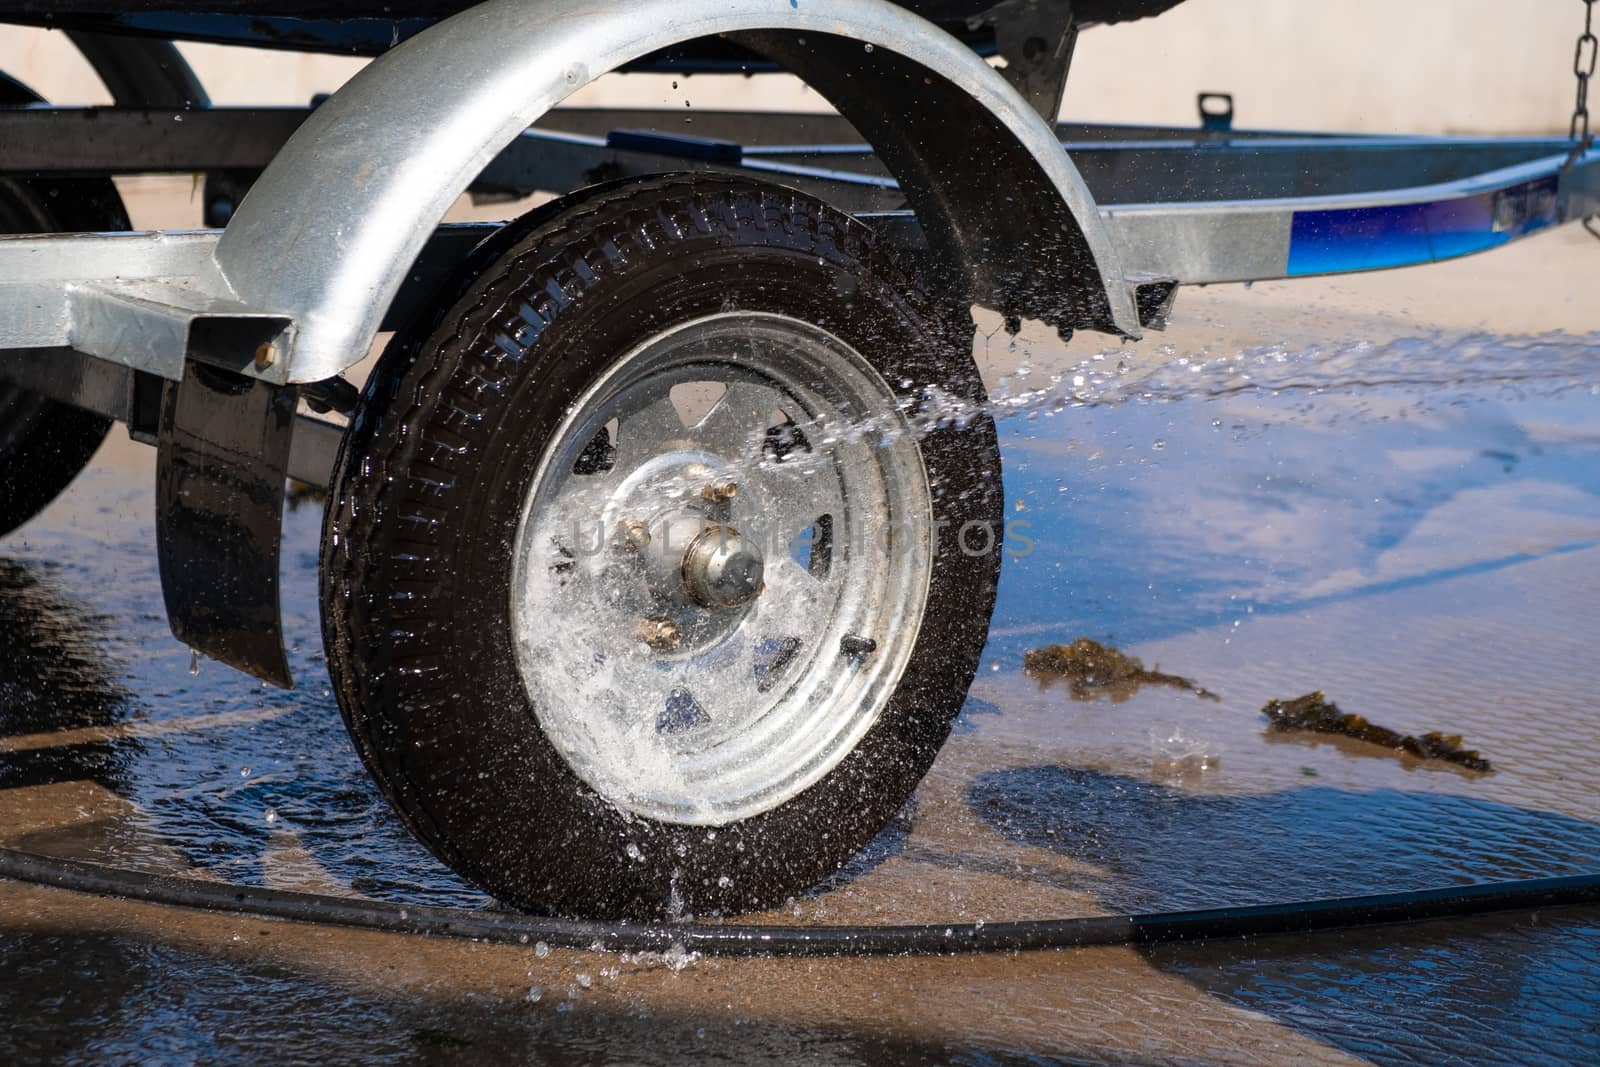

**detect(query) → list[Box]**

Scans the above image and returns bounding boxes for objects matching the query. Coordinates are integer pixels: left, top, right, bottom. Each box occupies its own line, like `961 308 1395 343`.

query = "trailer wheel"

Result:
0 76 127 537
322 175 1002 917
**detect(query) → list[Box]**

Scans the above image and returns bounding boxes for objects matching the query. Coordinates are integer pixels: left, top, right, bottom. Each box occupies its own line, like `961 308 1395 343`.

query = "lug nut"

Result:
616 517 651 553
638 618 681 652
701 480 739 504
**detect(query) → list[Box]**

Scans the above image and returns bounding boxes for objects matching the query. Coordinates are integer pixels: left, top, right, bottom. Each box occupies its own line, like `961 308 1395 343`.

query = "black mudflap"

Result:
156 363 295 688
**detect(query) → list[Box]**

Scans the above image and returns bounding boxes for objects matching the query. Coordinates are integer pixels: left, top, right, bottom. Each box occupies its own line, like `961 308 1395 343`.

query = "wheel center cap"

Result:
681 523 765 609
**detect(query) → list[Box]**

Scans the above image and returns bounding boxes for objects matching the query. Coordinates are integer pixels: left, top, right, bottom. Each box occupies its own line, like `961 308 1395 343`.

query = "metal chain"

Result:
1571 0 1598 153
1570 0 1600 241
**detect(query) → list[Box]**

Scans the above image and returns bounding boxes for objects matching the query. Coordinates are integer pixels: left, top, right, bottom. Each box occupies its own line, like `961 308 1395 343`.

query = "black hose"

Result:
4 845 1598 957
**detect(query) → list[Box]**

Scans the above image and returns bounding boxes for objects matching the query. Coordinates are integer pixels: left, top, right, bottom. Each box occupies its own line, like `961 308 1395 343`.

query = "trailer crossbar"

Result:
1 114 1596 383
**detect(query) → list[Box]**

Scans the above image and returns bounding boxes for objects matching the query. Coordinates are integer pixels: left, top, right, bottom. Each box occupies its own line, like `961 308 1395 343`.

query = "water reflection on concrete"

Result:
973 768 1600 911
0 931 964 1065
1146 914 1600 1064
0 560 133 801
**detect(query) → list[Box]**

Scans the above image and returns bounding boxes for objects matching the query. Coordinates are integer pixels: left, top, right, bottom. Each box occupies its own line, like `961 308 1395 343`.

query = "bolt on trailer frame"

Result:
1 0 1597 915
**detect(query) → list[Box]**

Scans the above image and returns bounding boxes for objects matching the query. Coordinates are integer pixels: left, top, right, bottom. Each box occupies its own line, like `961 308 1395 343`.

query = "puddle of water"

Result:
1144 913 1600 1064
0 931 968 1066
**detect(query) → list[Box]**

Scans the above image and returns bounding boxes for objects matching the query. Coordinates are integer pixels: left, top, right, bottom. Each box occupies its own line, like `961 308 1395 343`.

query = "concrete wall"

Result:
0 0 1587 134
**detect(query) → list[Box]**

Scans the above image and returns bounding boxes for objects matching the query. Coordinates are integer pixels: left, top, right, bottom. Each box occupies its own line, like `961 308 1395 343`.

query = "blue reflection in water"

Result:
986 387 1600 659
971 768 1600 911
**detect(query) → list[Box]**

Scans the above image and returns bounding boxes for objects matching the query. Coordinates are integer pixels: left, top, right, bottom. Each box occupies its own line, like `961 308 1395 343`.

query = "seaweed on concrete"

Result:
1262 691 1493 772
1023 637 1218 703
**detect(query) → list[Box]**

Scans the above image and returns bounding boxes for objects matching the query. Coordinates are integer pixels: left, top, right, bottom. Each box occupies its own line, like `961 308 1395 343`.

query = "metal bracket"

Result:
1198 92 1235 133
156 363 296 688
69 280 291 382
993 0 1080 123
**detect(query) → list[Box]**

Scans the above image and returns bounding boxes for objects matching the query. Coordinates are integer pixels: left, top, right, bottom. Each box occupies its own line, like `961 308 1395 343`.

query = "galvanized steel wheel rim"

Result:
510 312 932 825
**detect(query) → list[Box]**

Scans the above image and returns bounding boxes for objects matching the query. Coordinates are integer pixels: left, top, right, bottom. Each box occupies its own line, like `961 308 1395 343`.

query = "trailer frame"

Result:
3 0 1597 916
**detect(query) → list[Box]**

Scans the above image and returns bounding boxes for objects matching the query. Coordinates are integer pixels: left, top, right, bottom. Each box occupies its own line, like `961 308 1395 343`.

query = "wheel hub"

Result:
681 523 764 609
613 451 766 627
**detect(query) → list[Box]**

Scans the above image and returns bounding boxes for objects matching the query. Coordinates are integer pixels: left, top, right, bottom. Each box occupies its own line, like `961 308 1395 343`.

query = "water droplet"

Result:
1151 439 1166 451
240 767 251 778
577 973 592 989
662 941 699 972
263 807 278 825
526 986 543 1002
863 42 874 52
534 941 550 958
625 842 643 861
188 649 202 675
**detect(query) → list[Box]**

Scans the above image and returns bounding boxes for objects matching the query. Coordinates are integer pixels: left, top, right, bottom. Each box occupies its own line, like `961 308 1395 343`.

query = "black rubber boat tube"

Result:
3 846 1597 957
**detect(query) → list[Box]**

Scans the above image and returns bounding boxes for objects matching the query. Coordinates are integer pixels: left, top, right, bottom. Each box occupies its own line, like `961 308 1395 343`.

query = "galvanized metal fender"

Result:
215 0 1140 385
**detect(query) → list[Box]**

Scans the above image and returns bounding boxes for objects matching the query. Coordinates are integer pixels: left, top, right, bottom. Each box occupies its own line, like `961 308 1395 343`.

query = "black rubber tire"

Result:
322 174 1003 918
0 75 126 539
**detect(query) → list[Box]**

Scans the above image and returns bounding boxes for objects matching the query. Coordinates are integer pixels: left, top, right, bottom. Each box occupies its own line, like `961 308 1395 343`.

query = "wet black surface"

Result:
0 560 129 797
0 932 988 1066
0 560 127 737
0 519 488 906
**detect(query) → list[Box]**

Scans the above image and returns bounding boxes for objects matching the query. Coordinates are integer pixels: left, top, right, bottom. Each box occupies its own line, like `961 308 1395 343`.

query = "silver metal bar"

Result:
6 106 1343 176
1104 148 1600 284
69 280 288 380
0 110 902 210
0 226 486 380
9 106 1571 212
2 146 1592 389
0 231 223 355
